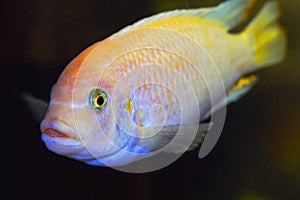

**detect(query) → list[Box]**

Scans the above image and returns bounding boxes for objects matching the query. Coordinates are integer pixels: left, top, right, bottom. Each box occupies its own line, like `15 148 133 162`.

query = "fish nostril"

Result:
43 128 69 138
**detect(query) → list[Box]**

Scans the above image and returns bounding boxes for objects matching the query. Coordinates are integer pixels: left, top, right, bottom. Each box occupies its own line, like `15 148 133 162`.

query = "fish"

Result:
25 0 286 169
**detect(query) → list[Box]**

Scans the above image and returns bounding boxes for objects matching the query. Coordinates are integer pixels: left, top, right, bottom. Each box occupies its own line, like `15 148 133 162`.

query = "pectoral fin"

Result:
22 93 48 121
139 123 212 154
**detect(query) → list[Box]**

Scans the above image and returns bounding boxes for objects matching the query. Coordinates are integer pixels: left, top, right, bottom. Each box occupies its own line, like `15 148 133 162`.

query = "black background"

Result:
2 0 300 199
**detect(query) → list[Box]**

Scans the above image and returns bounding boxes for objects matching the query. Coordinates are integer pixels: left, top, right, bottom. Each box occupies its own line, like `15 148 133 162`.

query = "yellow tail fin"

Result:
245 1 287 70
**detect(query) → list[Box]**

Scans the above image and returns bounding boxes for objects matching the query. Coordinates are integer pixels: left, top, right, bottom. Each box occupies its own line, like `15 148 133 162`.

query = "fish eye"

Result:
89 88 108 112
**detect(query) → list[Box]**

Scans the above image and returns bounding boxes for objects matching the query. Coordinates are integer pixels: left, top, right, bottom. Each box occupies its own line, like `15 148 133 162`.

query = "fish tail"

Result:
244 1 287 71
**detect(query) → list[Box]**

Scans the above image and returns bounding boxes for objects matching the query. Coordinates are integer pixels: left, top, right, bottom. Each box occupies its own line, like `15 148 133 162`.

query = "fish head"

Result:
40 42 133 166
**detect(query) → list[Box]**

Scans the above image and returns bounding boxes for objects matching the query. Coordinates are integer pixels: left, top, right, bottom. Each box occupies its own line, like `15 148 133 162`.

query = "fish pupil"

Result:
97 95 104 106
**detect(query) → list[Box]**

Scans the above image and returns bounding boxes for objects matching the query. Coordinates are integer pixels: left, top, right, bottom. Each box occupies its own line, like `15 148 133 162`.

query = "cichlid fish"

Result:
26 0 286 168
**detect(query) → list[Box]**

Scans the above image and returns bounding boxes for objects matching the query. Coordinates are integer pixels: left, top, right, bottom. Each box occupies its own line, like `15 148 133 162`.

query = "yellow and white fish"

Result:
25 0 286 168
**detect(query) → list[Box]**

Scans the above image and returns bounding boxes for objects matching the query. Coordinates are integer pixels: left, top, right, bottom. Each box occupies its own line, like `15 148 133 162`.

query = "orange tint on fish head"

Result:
53 42 101 96
46 42 106 127
43 42 102 136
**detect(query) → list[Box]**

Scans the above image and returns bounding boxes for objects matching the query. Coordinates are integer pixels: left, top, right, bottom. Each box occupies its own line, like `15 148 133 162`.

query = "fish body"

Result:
34 0 286 167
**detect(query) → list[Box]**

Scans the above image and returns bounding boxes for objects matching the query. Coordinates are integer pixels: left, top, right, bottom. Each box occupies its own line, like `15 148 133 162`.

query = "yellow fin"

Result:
202 75 257 119
244 1 287 70
227 75 258 104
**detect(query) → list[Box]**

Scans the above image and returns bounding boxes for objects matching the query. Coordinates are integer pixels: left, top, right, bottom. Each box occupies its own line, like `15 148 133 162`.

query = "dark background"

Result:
2 0 300 199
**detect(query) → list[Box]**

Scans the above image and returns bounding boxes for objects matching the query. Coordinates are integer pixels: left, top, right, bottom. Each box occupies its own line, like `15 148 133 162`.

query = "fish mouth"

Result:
40 119 84 155
42 127 69 138
40 119 77 139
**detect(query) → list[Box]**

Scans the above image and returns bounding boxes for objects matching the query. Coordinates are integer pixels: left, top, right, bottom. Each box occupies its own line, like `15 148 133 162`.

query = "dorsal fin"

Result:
204 0 255 29
111 0 255 39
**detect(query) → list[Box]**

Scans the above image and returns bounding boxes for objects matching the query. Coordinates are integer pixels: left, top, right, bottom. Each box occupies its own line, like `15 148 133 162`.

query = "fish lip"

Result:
42 127 69 138
40 119 78 140
41 133 84 156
